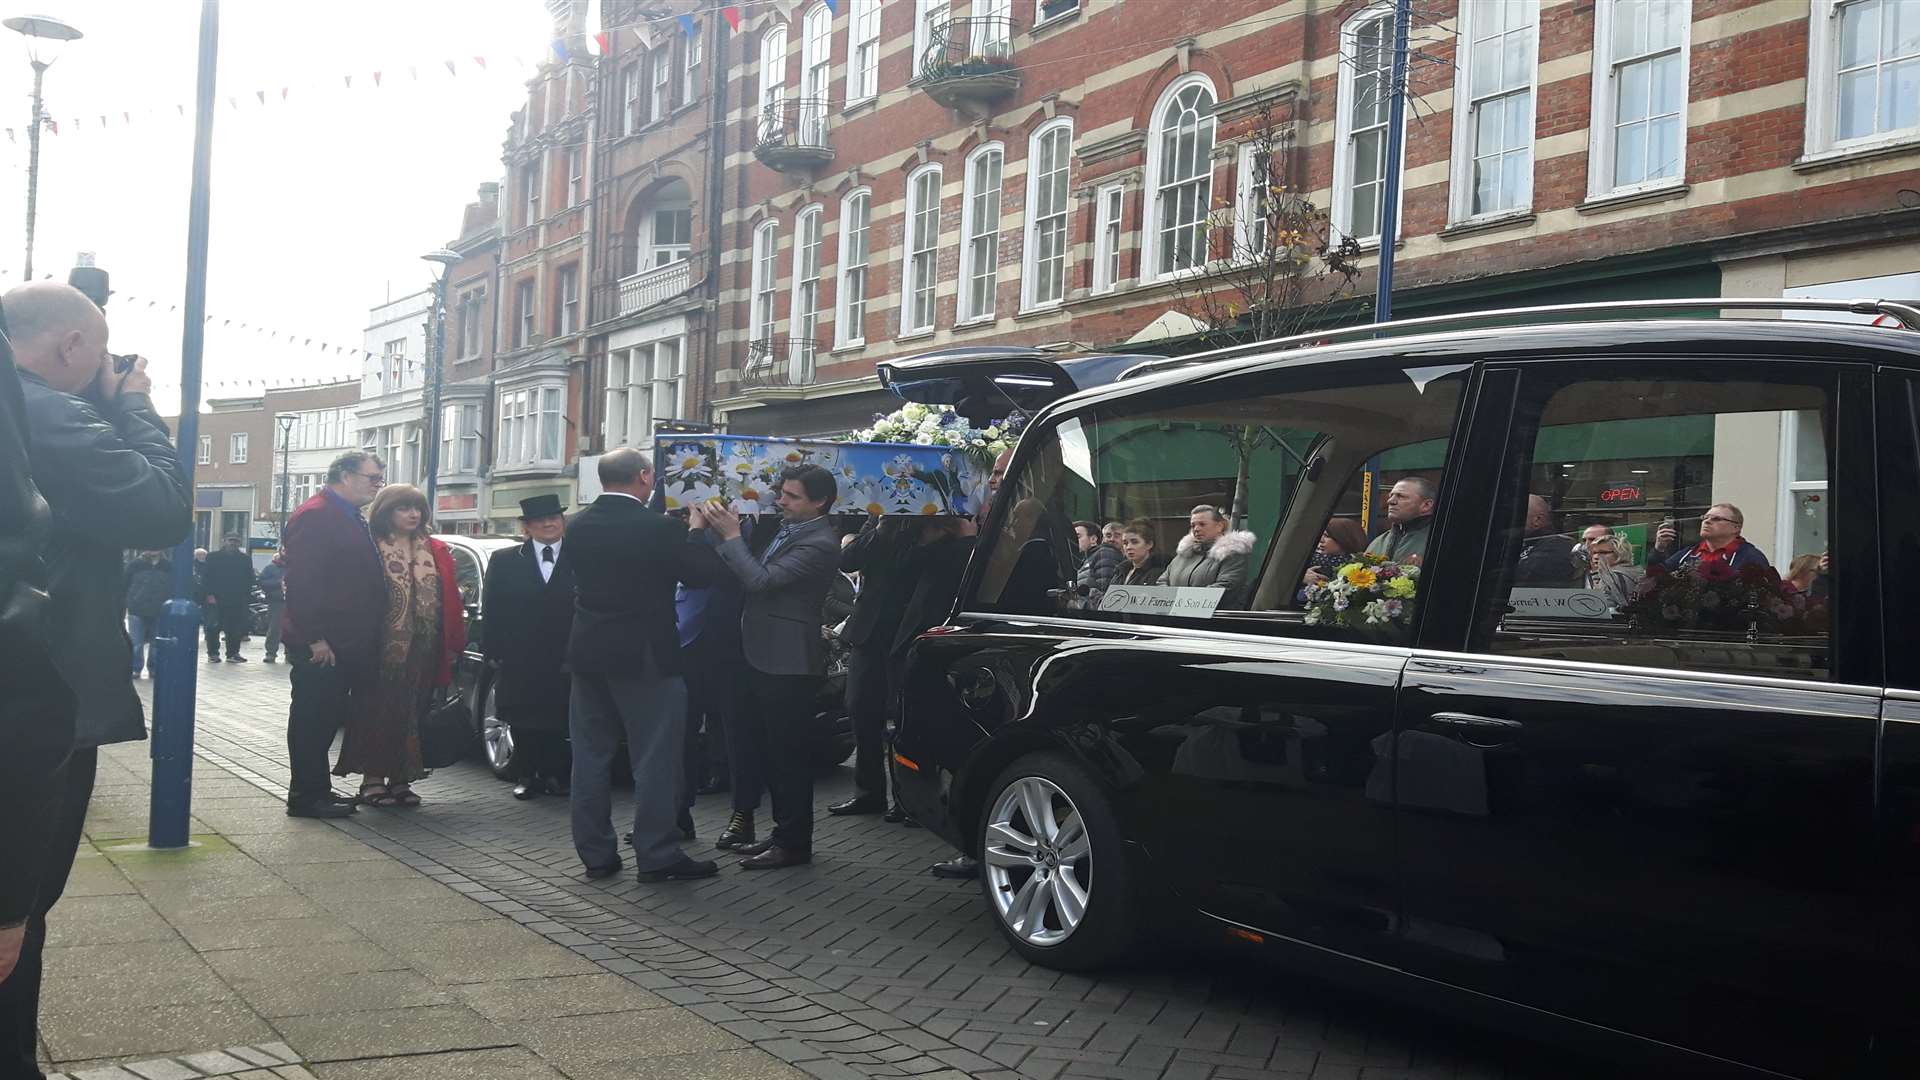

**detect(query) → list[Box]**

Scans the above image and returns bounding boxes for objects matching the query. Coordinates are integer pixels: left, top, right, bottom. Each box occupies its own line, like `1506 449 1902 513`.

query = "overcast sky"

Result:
0 0 559 404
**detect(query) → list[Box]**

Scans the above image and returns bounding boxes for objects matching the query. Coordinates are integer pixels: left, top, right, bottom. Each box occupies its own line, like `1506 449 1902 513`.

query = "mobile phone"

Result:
112 353 136 375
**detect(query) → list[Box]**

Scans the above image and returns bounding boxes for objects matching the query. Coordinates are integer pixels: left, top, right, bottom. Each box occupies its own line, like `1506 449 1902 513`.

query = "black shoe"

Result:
207 655 223 663
739 844 811 870
264 655 277 664
637 856 719 882
929 855 980 880
696 776 730 796
542 776 570 797
287 796 355 819
584 860 624 879
715 811 755 850
512 782 538 800
883 804 909 823
828 796 886 816
677 809 696 841
227 654 249 663
733 835 777 858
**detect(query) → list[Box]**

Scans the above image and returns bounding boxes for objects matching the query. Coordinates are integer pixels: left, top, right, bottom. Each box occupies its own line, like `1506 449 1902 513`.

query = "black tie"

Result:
542 545 554 564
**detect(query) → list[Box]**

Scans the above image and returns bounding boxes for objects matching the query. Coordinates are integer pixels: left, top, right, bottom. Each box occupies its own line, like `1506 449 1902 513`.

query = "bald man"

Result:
4 282 191 1067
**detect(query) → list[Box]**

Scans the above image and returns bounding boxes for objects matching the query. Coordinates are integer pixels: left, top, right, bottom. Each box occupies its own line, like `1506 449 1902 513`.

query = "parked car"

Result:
435 533 854 779
883 299 1920 1079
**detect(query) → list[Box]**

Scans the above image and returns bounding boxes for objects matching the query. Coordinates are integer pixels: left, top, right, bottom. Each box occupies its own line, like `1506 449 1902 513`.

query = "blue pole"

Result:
1373 0 1412 324
149 0 220 849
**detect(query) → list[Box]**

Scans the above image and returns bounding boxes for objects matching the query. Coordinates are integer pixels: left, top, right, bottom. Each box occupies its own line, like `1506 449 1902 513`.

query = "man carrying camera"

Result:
2 282 191 1070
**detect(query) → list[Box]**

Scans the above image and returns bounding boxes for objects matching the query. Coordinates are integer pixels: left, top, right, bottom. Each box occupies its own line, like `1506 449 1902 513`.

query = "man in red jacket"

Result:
279 450 387 818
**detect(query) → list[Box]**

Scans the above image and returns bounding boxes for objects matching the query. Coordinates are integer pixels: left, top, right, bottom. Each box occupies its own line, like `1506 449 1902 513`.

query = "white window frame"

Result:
1143 74 1219 282
902 163 944 334
749 221 780 350
850 0 882 102
557 265 580 336
1806 0 1920 159
1035 0 1078 25
606 341 687 448
198 435 212 465
1332 4 1405 245
229 432 248 464
622 63 641 135
685 24 703 104
1588 0 1691 199
973 0 1012 55
1776 408 1830 562
1023 120 1073 310
800 4 833 145
790 205 825 369
914 0 951 81
837 188 872 348
959 144 1004 324
1092 182 1125 294
515 280 535 347
522 158 542 226
381 338 407 393
759 27 788 143
650 206 692 268
1234 143 1274 258
1447 0 1540 224
651 44 672 121
566 148 584 209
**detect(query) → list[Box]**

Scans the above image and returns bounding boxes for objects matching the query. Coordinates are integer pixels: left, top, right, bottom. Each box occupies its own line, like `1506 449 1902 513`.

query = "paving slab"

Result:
41 999 279 1064
506 1009 745 1068
564 1047 813 1080
453 973 670 1022
172 917 366 953
308 1048 568 1080
273 1004 508 1062
226 969 457 1018
201 941 410 982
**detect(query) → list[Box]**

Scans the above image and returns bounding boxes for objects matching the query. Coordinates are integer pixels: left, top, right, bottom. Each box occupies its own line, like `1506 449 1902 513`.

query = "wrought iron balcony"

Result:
752 97 834 173
917 17 1020 109
739 338 821 390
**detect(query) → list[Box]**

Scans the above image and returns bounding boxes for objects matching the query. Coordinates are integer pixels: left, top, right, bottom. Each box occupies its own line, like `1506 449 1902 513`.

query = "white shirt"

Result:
535 537 563 583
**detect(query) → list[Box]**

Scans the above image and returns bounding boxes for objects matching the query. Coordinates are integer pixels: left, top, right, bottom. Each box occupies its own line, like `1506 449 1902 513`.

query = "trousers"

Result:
569 668 689 873
845 645 892 801
737 668 822 853
285 643 362 804
0 748 96 1080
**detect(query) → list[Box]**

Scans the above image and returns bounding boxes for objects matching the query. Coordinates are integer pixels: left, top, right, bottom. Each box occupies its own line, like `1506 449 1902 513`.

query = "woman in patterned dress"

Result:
334 484 465 807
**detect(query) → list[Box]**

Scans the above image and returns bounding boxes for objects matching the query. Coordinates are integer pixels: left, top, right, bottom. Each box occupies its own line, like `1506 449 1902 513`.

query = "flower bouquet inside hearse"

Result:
1302 553 1420 633
652 404 1016 517
1619 561 1829 637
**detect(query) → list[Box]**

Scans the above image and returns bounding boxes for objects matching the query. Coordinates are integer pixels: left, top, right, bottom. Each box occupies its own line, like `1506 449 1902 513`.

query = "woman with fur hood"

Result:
1160 505 1255 608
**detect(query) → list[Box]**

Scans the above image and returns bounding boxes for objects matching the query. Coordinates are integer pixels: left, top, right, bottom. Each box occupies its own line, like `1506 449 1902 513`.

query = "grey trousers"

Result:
569 669 689 873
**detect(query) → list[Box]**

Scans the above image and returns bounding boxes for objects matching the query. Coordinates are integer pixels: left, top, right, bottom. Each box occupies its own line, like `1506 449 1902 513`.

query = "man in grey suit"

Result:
689 463 840 870
565 448 723 883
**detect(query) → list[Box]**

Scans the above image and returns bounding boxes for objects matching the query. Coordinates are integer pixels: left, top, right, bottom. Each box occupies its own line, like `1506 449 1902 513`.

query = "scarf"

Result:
375 533 440 672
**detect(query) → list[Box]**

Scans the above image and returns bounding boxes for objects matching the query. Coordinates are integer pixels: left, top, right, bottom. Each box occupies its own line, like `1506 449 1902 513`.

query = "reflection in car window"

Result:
972 366 1465 640
449 546 481 608
1486 376 1833 681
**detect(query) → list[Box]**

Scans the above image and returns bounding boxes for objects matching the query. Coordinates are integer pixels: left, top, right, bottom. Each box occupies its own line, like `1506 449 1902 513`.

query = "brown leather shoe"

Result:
738 844 811 870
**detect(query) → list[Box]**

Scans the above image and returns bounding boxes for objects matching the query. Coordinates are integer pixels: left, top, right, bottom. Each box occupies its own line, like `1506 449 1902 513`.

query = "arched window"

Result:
758 27 788 143
749 221 780 350
959 144 1004 323
800 4 832 145
902 164 944 334
1333 5 1401 244
628 178 692 275
837 188 872 348
789 205 824 379
1023 118 1073 308
1145 76 1217 279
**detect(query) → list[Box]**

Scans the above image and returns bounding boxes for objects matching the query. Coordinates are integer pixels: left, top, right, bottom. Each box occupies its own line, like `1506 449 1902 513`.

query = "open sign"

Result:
1599 482 1646 506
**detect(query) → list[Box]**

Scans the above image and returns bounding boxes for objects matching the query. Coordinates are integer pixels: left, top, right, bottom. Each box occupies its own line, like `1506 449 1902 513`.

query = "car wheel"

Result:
480 683 516 779
977 752 1136 970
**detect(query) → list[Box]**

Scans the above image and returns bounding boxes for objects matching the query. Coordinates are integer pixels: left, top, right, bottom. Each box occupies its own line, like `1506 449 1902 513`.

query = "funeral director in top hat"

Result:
480 494 577 800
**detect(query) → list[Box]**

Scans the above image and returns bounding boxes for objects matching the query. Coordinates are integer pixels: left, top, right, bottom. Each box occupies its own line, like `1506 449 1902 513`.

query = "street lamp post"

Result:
4 14 83 281
276 412 296 536
419 249 460 516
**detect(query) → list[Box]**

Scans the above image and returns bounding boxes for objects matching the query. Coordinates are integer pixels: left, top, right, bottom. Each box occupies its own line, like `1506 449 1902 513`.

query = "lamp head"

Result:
4 15 82 66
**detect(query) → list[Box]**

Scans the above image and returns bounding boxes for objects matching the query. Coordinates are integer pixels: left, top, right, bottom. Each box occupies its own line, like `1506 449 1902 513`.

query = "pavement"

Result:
36 655 1590 1080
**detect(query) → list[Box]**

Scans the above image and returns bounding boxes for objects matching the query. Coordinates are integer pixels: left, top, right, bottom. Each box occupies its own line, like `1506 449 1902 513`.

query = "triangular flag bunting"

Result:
551 39 569 62
822 0 837 14
408 65 418 80
473 56 487 69
592 30 610 55
444 59 457 75
678 15 696 37
280 87 289 100
722 6 742 32
373 71 383 86
344 75 353 89
255 90 266 105
45 120 56 134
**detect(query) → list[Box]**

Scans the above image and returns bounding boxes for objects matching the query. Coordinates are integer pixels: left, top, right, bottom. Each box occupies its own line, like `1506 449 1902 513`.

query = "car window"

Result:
972 363 1467 641
1480 375 1834 682
449 546 481 608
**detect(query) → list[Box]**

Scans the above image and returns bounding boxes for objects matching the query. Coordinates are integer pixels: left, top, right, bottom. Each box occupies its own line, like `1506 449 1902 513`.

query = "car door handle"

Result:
1428 712 1522 748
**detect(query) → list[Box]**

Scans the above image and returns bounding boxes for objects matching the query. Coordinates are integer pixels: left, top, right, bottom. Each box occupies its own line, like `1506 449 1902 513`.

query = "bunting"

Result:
822 0 838 13
677 14 697 37
551 39 570 62
721 6 742 32
592 30 610 55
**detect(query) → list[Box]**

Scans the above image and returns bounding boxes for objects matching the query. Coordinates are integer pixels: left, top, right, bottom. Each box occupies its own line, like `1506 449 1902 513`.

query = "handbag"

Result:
419 690 473 770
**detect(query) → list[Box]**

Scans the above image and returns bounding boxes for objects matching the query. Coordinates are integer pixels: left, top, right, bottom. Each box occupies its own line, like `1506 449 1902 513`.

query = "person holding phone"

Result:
5 281 191 1072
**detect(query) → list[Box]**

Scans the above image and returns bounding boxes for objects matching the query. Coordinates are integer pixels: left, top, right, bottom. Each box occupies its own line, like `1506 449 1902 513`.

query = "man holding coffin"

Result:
481 494 575 801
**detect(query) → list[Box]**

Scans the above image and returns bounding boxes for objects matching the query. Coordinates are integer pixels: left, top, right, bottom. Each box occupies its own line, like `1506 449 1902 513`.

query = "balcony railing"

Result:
752 97 834 173
617 257 693 316
739 338 821 390
918 17 1020 108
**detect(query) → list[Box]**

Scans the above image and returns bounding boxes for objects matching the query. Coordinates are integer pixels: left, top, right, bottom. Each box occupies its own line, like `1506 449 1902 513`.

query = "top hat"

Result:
518 494 568 520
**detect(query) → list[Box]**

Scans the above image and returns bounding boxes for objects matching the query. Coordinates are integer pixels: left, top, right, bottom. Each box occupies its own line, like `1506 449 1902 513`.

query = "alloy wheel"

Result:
984 775 1091 948
481 687 515 774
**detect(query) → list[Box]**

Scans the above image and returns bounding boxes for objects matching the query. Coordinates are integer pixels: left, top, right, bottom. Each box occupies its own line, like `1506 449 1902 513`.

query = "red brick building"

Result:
704 0 1920 435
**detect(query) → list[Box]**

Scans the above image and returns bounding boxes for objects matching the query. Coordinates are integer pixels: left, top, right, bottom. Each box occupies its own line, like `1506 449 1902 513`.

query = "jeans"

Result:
0 748 95 1080
738 668 823 853
262 599 283 659
569 668 689 873
286 642 359 804
127 613 154 675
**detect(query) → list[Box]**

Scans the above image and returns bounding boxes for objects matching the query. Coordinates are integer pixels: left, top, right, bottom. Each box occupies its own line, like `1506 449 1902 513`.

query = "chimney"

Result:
546 0 587 41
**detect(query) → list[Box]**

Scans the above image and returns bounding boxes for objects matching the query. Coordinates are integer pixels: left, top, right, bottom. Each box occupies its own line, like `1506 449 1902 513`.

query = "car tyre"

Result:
977 752 1136 970
479 682 516 779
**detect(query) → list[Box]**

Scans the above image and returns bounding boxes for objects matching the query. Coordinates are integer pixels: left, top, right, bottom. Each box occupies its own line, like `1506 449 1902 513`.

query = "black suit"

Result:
481 538 575 783
839 518 918 801
563 493 719 873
